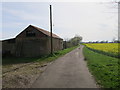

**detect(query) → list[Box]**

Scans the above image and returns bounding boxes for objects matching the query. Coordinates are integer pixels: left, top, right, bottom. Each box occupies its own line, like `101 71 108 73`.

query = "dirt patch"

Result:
2 62 52 88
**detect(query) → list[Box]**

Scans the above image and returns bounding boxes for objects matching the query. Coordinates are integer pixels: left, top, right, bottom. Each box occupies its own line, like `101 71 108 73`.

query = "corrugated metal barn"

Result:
2 25 63 57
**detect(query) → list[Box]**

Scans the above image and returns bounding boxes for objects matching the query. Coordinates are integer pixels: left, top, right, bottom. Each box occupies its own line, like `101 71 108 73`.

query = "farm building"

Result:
2 25 63 57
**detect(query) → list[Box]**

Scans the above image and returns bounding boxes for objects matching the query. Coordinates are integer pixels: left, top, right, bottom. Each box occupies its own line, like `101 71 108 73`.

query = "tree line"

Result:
85 40 120 43
63 35 82 49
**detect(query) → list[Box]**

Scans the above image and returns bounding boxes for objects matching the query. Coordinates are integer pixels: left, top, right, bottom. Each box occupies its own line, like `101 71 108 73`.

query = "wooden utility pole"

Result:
50 5 53 54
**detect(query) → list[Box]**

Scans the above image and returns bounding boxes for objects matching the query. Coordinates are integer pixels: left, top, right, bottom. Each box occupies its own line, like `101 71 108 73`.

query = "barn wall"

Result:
16 38 49 57
19 38 48 57
47 37 63 53
52 38 63 51
2 40 16 56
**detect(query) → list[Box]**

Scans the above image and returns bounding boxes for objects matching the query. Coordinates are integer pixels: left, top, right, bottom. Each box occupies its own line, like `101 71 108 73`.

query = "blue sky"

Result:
1 0 118 42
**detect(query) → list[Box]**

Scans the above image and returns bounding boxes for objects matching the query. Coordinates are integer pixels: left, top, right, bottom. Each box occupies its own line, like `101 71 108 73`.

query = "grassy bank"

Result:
3 46 78 65
83 46 119 88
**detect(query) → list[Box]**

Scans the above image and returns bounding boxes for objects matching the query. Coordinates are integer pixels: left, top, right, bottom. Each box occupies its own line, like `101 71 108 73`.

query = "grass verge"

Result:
3 45 78 65
83 46 119 88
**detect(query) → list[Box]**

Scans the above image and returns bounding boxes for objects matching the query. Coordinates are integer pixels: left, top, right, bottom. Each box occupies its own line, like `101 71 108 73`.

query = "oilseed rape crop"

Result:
84 43 119 57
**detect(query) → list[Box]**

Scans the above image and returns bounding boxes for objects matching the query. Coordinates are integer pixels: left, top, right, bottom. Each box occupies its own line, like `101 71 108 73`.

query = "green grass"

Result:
3 46 78 65
83 46 119 88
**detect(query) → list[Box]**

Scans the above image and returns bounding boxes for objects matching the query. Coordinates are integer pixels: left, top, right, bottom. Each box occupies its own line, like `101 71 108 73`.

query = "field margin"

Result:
83 46 119 88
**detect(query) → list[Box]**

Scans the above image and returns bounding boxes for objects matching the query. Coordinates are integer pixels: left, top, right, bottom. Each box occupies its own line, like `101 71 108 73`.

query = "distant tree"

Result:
114 40 120 43
95 41 99 43
105 40 108 43
64 35 82 48
100 40 106 43
70 35 82 46
88 41 92 43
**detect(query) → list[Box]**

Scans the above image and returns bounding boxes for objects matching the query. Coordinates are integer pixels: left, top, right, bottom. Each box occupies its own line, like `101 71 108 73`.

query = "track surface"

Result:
32 45 98 88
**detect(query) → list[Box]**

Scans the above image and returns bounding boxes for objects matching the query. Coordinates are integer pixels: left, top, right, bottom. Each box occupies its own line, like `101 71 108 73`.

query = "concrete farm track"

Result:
31 45 98 88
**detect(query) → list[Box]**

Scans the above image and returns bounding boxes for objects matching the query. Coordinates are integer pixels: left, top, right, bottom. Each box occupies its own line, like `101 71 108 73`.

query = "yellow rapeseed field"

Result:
85 43 119 56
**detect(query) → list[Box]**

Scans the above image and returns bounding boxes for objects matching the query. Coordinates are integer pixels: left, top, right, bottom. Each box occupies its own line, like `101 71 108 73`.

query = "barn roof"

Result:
30 25 62 39
2 38 15 42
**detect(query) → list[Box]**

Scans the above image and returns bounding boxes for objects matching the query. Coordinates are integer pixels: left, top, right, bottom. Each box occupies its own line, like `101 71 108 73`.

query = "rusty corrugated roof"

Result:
30 25 62 39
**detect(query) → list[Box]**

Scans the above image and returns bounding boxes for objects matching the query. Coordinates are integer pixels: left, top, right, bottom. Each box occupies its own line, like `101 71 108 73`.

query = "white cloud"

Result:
2 2 118 42
3 8 47 22
52 2 118 41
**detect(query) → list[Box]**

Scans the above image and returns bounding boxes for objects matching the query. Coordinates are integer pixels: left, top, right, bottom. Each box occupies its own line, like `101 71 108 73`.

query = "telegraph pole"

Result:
50 5 53 54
